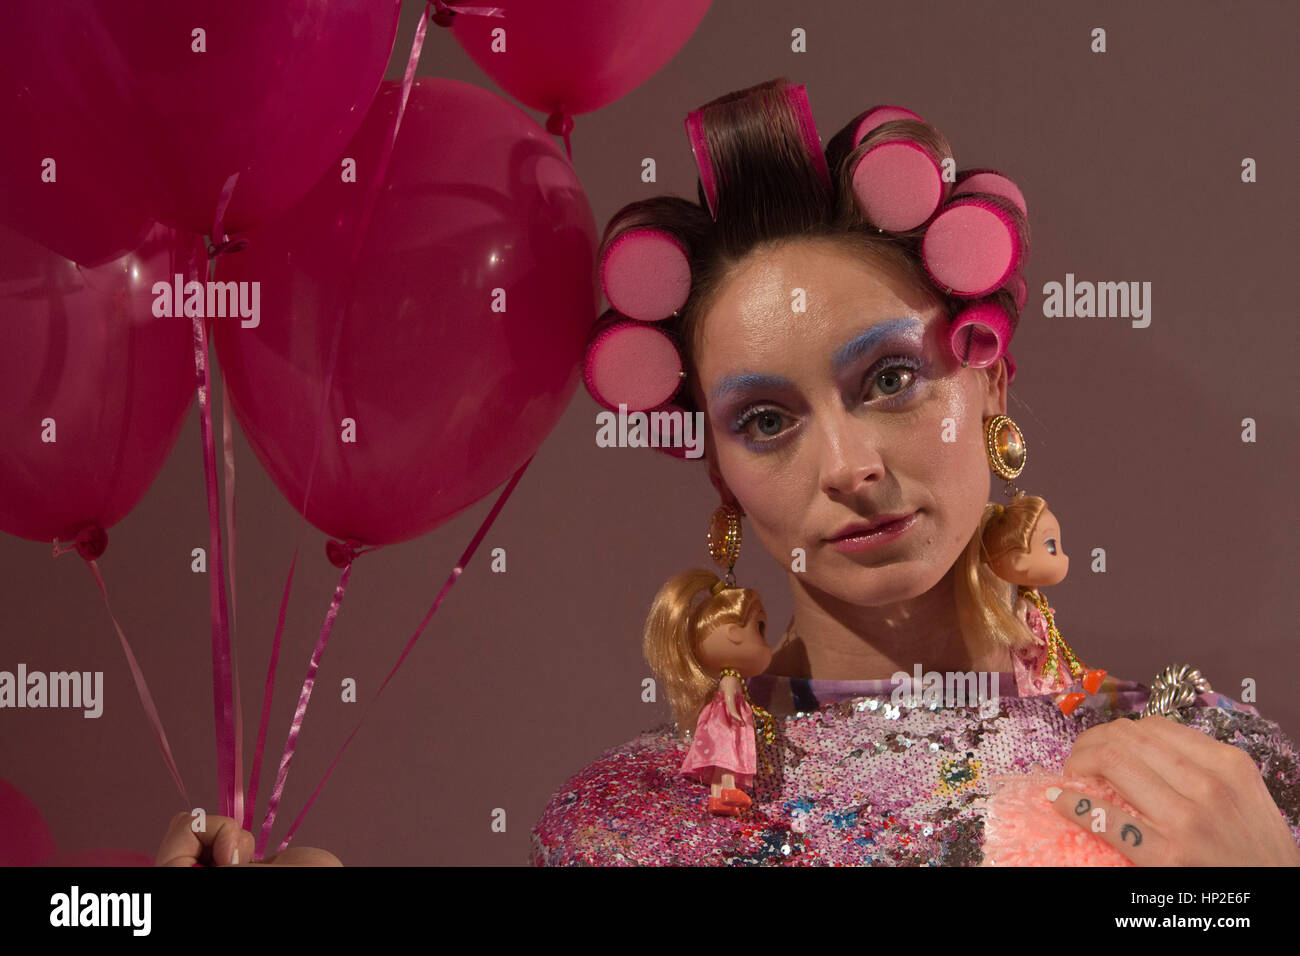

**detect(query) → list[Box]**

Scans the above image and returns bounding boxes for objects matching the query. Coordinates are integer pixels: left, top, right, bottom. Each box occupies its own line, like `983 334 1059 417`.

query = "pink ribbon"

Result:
429 0 506 25
246 0 428 859
52 528 191 806
218 368 245 828
189 290 238 820
254 541 376 860
271 455 534 856
242 547 296 835
193 152 249 825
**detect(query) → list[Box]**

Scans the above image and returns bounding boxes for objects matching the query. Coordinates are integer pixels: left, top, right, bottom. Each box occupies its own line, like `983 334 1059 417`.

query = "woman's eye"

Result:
867 364 916 401
735 407 790 443
1045 538 1058 555
731 357 920 449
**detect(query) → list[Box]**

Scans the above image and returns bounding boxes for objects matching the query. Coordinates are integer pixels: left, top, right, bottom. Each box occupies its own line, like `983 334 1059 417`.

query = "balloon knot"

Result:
546 110 574 136
208 234 249 258
53 524 108 561
430 1 456 27
326 538 367 568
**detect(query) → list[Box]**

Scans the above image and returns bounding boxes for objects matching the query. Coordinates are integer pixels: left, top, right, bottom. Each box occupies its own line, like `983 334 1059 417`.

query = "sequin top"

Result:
529 672 1300 865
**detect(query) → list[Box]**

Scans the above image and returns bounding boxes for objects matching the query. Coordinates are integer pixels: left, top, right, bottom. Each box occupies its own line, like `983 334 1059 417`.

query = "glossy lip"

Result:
825 512 918 553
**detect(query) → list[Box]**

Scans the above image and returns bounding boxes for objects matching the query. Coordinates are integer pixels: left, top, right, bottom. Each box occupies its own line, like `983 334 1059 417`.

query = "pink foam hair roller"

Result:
684 107 719 218
921 195 1026 297
948 300 1014 369
583 314 684 412
686 82 830 221
852 105 925 147
1005 273 1027 310
952 168 1027 217
599 227 692 322
851 138 945 232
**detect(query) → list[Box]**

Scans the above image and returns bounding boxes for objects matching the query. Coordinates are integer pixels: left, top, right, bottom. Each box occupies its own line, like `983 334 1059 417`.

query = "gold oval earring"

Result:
984 414 1027 497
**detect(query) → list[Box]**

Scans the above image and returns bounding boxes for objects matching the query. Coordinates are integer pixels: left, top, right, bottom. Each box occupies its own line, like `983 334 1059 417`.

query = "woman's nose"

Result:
816 408 886 499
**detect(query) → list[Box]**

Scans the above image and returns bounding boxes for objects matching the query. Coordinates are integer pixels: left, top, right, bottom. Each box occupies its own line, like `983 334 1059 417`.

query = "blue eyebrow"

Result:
709 316 922 403
831 316 922 374
710 371 795 402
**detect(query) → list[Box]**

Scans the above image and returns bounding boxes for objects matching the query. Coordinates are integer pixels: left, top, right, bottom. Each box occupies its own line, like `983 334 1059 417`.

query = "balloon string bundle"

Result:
246 0 435 863
188 271 240 820
184 0 524 860
271 455 533 857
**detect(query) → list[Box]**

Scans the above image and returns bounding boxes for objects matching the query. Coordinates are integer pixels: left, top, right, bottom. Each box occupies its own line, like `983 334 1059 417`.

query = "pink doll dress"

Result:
679 685 757 790
1011 599 1073 696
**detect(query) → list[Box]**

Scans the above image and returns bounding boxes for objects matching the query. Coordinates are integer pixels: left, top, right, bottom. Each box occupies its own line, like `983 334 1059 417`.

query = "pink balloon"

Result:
450 0 711 122
0 223 205 547
0 81 153 267
0 779 152 867
0 779 57 867
0 0 400 239
213 78 598 547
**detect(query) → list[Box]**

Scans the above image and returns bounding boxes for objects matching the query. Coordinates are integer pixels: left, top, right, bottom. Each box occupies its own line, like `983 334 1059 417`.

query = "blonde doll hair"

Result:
642 568 763 736
953 498 1048 652
982 493 1048 564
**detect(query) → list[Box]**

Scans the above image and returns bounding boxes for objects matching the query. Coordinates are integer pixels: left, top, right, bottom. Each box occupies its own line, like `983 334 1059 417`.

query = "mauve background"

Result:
2 0 1297 866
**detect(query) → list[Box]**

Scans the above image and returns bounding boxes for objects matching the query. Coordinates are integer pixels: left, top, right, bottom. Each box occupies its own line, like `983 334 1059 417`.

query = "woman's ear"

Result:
706 457 743 515
983 355 1009 418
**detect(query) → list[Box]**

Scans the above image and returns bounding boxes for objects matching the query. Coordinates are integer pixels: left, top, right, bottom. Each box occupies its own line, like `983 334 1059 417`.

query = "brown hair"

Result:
599 76 1023 418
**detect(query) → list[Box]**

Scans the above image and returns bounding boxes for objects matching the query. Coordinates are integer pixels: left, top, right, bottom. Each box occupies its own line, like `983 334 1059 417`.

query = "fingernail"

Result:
1045 786 1062 802
231 848 239 865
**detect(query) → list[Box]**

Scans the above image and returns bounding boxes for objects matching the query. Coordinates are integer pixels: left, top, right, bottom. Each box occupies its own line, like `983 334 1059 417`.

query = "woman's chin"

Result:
813 558 948 607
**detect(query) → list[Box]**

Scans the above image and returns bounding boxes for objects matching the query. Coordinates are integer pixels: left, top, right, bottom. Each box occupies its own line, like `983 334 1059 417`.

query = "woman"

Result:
528 77 1300 865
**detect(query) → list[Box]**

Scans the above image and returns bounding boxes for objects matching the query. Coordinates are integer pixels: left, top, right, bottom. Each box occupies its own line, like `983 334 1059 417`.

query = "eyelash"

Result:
731 355 922 450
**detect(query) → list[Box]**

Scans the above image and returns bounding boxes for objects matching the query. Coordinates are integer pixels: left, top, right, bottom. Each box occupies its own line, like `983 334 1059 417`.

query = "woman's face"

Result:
694 238 1008 608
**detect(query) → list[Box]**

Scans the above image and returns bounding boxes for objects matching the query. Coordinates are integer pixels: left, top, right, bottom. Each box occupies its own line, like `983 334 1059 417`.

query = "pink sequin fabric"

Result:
530 672 1300 865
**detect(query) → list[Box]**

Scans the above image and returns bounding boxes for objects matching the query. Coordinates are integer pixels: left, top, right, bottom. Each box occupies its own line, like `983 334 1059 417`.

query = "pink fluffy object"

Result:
980 771 1140 866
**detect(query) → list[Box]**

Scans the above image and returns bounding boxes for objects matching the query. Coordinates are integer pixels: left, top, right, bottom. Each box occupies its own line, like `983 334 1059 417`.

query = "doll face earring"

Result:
984 413 1027 498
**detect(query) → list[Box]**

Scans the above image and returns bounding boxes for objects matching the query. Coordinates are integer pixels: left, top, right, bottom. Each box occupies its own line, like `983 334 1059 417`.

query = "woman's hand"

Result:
154 812 342 867
1050 715 1300 865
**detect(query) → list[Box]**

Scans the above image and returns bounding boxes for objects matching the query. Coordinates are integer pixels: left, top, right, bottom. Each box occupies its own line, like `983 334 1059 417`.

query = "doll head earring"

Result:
641 503 774 816
980 417 1106 712
982 495 1107 714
